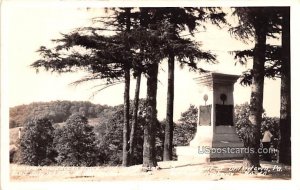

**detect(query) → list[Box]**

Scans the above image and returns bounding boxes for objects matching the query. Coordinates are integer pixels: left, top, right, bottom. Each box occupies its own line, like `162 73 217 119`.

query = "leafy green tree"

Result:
32 31 133 166
231 7 290 165
96 104 144 165
96 106 124 165
54 114 98 166
139 9 161 168
230 7 280 168
20 118 55 166
174 105 198 147
31 8 147 166
154 8 225 161
130 8 217 167
114 8 133 167
30 7 223 168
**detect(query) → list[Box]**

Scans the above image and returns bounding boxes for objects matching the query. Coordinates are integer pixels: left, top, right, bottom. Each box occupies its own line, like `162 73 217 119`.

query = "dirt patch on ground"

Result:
10 160 291 181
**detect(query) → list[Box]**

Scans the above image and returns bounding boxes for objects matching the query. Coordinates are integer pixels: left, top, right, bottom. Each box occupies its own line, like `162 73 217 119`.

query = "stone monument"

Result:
176 72 244 162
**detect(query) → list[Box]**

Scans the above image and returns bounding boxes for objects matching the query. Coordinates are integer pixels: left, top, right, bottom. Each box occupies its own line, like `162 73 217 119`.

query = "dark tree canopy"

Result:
54 114 98 166
20 118 55 166
230 7 284 85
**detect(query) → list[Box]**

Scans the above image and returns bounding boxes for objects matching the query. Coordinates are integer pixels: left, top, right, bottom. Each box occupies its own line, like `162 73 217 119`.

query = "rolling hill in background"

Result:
9 100 123 149
9 100 112 129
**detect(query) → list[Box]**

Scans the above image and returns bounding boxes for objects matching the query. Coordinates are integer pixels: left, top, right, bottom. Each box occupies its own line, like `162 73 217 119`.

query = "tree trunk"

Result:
279 7 291 165
163 53 174 161
142 62 159 169
129 72 141 165
244 17 267 168
122 67 130 166
122 8 132 167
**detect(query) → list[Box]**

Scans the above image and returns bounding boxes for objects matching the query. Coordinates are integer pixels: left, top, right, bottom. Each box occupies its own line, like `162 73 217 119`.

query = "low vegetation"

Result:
10 101 279 167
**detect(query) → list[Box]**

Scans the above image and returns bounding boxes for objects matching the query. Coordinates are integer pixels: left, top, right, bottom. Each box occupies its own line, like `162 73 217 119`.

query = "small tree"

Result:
20 118 55 166
235 103 279 147
174 105 198 146
54 114 98 166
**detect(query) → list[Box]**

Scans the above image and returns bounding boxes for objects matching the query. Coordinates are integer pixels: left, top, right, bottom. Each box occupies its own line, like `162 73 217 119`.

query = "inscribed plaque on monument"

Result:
199 105 211 126
215 104 233 126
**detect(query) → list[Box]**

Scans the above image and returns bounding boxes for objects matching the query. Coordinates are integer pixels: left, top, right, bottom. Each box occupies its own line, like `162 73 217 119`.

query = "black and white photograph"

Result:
1 1 299 189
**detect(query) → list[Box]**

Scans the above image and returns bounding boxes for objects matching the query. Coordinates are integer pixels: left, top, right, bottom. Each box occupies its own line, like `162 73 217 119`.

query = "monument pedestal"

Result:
176 73 244 162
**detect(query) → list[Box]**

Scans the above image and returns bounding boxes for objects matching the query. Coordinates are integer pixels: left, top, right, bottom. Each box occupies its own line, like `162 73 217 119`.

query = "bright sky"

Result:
2 3 281 121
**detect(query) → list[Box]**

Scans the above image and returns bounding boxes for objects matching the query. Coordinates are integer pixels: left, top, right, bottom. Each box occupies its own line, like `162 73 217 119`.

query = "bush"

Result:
20 118 55 166
174 105 197 146
234 102 279 144
53 114 98 166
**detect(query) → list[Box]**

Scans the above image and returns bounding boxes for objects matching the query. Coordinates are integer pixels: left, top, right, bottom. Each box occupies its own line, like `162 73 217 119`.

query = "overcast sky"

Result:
2 3 282 121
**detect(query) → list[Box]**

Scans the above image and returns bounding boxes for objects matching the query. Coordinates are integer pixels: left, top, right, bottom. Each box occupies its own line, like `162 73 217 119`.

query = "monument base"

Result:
176 125 244 162
176 146 210 163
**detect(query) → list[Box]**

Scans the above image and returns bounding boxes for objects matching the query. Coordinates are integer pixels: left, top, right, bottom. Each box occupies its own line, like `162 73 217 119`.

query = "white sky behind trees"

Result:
3 4 281 121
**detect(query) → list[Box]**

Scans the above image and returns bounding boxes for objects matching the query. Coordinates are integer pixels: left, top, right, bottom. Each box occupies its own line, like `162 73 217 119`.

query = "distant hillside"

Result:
9 100 111 128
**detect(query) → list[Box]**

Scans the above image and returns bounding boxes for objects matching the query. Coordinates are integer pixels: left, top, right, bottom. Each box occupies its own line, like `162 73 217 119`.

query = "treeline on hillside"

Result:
9 101 110 128
10 100 198 166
